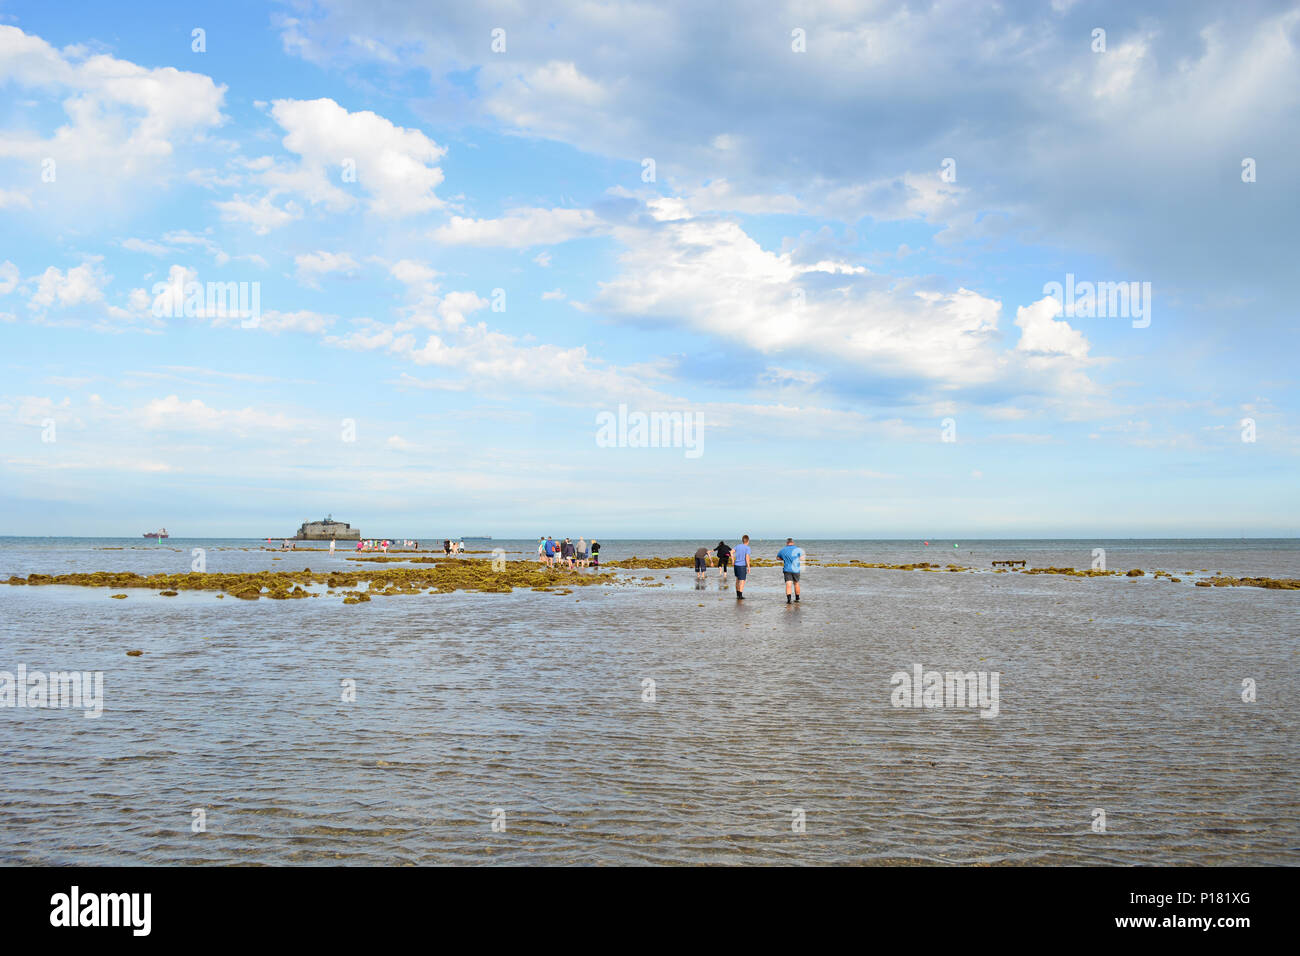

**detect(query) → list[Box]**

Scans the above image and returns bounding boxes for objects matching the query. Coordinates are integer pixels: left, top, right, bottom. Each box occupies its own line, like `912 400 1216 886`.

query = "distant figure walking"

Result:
443 539 451 556
733 534 751 600
562 538 575 569
544 536 557 568
538 538 546 563
577 537 588 567
715 541 731 579
694 545 710 580
778 537 804 604
590 539 600 568
329 538 336 555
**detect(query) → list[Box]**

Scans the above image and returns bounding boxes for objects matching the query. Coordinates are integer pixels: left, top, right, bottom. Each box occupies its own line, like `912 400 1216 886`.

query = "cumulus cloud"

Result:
589 214 1010 385
0 25 225 183
27 260 111 311
1014 297 1092 360
259 97 447 218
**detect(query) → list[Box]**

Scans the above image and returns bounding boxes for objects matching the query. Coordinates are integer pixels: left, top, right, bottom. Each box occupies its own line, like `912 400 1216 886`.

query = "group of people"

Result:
694 536 805 603
348 539 436 553
538 536 600 569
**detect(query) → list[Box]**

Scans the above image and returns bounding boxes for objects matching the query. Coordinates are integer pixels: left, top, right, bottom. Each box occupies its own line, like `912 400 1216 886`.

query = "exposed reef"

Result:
7 560 617 601
7 557 1297 601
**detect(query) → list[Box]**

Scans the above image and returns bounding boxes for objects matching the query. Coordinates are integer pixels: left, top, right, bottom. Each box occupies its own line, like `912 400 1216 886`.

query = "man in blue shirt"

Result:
543 536 557 568
732 534 751 600
777 537 804 604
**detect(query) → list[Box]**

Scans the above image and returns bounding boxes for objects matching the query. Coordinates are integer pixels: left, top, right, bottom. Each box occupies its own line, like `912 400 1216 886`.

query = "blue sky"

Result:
1 0 1297 539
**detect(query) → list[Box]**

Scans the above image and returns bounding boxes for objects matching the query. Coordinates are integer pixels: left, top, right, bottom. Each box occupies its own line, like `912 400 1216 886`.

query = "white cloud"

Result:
390 259 437 286
0 188 32 209
229 310 334 334
680 179 801 216
5 456 177 474
1014 296 1091 360
0 261 19 295
138 394 300 433
430 207 604 248
0 26 226 181
259 97 446 217
0 394 76 427
295 250 359 286
590 214 1006 385
121 237 172 256
437 291 487 330
28 260 110 311
485 60 614 140
324 325 403 352
214 194 302 234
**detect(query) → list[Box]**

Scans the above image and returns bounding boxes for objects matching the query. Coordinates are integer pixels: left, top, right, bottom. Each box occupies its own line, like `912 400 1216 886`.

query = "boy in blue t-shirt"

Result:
776 538 804 604
732 534 752 600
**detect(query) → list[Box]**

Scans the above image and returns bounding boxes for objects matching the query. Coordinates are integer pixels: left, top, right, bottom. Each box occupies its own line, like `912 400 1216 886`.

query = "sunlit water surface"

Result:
1 538 1296 865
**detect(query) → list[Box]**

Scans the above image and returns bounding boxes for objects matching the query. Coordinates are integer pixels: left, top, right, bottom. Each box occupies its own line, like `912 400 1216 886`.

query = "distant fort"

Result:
294 516 361 541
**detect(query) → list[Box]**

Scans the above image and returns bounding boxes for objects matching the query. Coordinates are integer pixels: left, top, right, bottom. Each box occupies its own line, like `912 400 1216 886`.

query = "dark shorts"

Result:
734 565 748 581
719 556 730 569
783 571 800 582
694 557 707 572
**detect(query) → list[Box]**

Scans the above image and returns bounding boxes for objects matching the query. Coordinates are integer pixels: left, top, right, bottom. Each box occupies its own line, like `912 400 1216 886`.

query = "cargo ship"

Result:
142 528 169 539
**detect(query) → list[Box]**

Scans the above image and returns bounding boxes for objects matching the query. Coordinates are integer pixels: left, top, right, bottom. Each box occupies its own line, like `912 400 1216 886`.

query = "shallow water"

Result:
1 538 1297 865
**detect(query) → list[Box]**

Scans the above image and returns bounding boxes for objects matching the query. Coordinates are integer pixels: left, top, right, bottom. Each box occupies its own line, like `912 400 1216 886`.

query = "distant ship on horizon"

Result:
142 528 169 539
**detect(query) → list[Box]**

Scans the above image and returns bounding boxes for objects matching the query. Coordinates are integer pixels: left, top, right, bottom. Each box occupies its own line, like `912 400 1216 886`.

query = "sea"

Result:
1 537 1297 865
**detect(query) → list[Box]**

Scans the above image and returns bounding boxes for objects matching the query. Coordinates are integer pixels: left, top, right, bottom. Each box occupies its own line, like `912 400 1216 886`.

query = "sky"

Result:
1 0 1297 539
